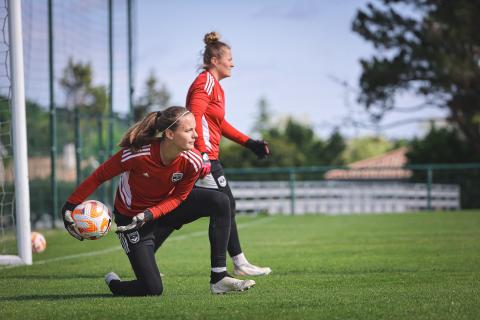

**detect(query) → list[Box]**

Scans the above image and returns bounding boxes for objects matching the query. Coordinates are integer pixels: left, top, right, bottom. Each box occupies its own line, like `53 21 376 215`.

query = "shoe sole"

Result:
233 270 271 276
212 284 255 294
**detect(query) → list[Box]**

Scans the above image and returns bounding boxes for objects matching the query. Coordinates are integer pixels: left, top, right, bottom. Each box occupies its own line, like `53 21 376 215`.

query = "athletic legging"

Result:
109 188 231 296
153 160 242 256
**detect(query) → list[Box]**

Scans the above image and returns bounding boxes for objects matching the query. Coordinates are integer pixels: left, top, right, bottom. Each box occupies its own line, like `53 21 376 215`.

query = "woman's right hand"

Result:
61 202 83 241
116 210 154 233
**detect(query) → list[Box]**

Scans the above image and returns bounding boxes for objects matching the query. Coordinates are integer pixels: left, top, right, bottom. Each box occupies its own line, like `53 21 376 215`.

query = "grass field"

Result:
1 211 480 320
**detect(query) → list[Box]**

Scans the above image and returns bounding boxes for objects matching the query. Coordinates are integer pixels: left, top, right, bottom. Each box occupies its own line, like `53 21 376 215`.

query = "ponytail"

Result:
118 106 189 152
118 112 158 152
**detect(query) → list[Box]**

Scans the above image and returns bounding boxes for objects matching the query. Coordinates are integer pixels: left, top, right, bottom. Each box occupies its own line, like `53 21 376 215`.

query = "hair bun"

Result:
204 31 220 45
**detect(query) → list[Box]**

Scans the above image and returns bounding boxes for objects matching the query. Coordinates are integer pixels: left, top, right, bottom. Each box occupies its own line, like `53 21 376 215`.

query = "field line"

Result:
1 216 272 269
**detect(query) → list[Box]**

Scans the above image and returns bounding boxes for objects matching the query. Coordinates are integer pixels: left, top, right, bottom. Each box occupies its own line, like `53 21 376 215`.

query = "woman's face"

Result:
212 48 234 79
171 113 197 151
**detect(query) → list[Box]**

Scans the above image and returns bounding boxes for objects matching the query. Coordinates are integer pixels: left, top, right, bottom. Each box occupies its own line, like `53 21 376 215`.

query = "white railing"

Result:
230 181 460 215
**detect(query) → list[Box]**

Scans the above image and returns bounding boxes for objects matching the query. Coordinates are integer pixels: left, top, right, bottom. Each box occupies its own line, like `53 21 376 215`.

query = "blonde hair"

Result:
118 106 189 152
202 31 230 70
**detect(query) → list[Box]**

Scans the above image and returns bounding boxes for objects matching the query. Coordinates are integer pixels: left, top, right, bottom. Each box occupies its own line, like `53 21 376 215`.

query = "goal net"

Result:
0 0 32 266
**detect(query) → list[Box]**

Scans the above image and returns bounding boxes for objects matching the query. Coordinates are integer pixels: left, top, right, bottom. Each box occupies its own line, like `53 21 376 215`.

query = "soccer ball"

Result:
31 231 47 253
71 200 112 240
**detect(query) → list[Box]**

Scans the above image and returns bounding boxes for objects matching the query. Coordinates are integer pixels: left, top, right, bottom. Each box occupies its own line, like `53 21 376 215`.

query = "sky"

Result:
18 0 447 140
134 0 448 140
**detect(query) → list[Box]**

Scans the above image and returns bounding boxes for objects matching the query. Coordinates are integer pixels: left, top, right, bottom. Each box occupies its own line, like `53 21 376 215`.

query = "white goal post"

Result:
0 0 32 265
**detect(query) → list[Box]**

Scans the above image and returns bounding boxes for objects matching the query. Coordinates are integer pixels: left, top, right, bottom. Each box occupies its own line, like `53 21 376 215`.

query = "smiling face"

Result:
210 48 234 80
169 113 197 151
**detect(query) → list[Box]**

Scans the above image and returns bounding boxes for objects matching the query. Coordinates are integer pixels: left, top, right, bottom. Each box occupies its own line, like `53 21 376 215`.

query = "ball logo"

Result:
172 172 183 182
71 200 111 240
127 231 140 244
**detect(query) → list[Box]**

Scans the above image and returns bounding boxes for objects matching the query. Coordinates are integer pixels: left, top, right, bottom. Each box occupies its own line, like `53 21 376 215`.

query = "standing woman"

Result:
186 32 271 276
61 106 255 295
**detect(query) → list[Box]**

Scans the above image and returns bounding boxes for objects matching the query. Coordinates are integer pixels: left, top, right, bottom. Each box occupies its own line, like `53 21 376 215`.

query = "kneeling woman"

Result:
61 106 255 295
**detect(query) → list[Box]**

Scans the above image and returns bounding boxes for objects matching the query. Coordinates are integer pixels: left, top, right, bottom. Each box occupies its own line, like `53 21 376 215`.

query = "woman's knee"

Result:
146 280 163 296
229 196 236 217
210 192 230 217
223 187 236 217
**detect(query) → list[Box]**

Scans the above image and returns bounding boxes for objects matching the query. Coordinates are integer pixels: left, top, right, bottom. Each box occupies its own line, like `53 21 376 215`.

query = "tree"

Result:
251 97 271 135
407 123 480 164
59 58 110 182
322 129 346 165
341 135 393 163
220 116 346 168
352 0 480 151
59 58 93 111
134 71 171 121
406 123 480 208
219 95 346 168
59 58 107 115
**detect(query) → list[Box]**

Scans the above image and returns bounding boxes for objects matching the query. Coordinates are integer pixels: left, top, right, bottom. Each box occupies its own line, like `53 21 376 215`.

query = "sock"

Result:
232 252 248 267
107 279 121 293
210 269 227 284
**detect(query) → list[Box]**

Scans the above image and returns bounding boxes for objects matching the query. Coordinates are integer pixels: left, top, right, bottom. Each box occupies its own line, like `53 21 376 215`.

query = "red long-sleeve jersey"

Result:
186 70 249 160
67 139 202 219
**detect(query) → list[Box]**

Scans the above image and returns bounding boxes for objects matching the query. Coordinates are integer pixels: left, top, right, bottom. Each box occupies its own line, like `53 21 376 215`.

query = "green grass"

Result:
1 211 480 320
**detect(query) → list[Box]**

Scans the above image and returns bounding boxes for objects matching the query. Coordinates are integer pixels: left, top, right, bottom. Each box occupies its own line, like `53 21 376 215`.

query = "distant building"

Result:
325 147 412 181
4 143 99 182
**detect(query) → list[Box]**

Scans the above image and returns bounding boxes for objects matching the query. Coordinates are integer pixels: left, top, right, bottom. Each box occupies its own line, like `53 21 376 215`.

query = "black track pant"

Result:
109 188 231 296
153 160 242 256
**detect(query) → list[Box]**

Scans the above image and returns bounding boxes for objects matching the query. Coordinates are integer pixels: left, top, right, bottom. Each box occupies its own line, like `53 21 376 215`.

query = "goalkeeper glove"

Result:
245 139 270 159
199 153 212 178
116 210 154 233
61 202 83 241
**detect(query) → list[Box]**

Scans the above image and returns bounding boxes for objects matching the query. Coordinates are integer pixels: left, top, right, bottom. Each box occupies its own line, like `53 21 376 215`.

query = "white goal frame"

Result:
0 0 32 265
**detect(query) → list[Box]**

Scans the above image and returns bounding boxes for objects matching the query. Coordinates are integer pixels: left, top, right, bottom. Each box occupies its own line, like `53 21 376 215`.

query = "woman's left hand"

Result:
199 153 212 178
245 139 270 159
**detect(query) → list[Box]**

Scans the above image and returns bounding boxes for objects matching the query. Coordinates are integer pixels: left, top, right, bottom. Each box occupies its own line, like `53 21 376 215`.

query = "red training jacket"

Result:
67 139 202 219
186 70 249 160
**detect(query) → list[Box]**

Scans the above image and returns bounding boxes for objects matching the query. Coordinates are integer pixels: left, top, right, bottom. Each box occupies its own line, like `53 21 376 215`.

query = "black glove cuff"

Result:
144 210 154 222
61 201 78 228
62 202 77 217
245 138 255 148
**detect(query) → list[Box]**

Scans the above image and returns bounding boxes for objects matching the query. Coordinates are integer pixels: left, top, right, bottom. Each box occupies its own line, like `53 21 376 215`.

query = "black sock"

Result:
210 271 227 284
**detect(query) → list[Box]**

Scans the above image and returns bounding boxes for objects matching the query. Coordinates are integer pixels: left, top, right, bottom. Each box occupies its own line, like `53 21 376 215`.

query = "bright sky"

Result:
134 0 448 140
19 0 447 140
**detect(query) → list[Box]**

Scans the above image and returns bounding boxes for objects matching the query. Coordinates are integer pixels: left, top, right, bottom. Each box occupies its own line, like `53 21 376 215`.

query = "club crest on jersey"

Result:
172 172 183 182
127 231 140 244
217 175 227 187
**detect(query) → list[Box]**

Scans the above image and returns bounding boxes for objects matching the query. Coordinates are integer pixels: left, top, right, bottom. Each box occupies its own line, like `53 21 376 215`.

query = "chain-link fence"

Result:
20 0 134 226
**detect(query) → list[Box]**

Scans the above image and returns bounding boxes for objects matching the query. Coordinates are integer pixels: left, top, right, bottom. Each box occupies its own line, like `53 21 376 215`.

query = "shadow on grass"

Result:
0 274 105 280
266 268 423 276
0 293 114 301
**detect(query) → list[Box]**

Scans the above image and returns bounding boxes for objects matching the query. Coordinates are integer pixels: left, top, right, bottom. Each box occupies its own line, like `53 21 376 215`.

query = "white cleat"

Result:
104 272 121 286
210 276 256 294
234 263 272 276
